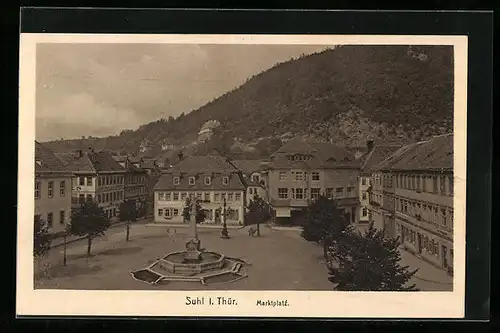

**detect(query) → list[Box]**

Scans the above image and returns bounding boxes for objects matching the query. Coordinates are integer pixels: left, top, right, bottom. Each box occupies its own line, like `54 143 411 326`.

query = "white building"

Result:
153 155 246 225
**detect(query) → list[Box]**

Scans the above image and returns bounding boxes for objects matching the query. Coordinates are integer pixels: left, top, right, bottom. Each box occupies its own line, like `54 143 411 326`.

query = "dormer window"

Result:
189 176 196 185
222 176 229 185
173 177 180 185
204 176 211 185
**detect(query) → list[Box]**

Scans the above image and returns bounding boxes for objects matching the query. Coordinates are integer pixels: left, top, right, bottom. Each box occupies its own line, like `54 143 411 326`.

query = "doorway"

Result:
442 245 448 268
417 233 422 254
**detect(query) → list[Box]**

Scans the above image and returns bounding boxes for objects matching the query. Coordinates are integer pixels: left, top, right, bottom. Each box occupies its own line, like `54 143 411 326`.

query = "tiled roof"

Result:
154 155 246 191
270 138 361 169
389 133 453 171
372 143 420 172
60 149 126 173
360 145 403 174
231 160 265 174
35 141 69 173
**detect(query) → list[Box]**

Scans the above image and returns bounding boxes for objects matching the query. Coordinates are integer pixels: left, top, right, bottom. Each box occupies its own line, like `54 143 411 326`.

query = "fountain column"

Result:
184 198 202 261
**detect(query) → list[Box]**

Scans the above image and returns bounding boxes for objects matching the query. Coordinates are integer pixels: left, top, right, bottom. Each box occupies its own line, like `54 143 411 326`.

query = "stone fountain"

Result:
131 199 249 285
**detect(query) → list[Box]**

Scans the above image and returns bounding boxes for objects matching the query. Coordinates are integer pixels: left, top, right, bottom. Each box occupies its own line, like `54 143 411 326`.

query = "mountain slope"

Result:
43 45 454 157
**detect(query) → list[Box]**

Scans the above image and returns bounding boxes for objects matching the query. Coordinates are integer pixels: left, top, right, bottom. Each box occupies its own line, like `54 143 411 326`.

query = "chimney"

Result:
367 140 374 152
178 151 184 161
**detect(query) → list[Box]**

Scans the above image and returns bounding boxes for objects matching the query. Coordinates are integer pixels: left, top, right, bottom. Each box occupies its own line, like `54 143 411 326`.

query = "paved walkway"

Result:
399 249 453 291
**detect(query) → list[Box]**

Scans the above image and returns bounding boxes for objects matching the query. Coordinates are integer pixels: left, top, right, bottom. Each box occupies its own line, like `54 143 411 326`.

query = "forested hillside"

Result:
44 45 454 159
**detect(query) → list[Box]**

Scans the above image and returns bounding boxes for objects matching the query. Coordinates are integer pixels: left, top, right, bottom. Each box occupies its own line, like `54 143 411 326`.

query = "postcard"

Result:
18 33 467 318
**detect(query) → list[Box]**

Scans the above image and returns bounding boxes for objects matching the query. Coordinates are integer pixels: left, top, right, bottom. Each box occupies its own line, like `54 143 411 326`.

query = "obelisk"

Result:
184 198 201 262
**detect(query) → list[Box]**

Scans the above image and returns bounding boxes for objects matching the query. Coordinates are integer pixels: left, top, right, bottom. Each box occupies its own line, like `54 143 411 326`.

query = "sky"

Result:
36 43 329 142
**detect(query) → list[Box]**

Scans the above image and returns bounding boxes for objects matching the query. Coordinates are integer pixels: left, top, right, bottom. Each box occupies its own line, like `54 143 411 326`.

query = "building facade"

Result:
114 156 148 214
267 138 361 225
154 155 246 225
34 142 73 234
369 134 454 273
231 160 269 206
57 148 126 221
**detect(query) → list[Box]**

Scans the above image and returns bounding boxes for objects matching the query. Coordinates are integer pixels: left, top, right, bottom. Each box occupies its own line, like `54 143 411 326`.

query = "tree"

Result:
68 200 111 256
34 215 51 259
119 200 138 242
300 195 352 261
328 222 419 291
245 195 271 236
182 197 207 224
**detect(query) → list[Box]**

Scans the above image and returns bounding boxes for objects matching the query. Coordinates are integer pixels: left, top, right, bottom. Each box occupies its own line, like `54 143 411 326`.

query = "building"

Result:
113 156 148 215
267 138 361 225
370 134 454 272
358 141 402 226
153 155 246 225
57 147 126 221
34 141 73 234
231 159 269 206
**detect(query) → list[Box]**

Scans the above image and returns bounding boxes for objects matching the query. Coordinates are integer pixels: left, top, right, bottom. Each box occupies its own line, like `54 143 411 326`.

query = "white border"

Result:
18 34 467 318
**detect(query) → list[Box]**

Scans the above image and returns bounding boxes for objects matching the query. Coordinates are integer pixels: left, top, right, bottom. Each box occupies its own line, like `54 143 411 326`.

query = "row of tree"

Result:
301 195 418 291
34 199 141 261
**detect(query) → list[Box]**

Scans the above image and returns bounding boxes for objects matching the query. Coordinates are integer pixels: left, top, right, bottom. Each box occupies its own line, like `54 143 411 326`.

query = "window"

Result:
165 209 171 217
416 175 421 190
181 192 187 200
227 193 233 201
440 176 446 195
235 193 241 201
158 209 163 216
335 187 344 197
189 192 194 199
59 210 65 225
79 194 85 204
48 181 54 198
222 177 229 185
279 172 287 181
189 177 196 185
47 212 53 228
158 192 164 201
35 181 41 199
311 188 320 200
221 193 227 201
79 177 85 186
197 192 202 200
98 177 102 186
204 176 211 185
325 188 334 199
449 175 454 195
165 192 171 201
362 208 367 217
173 208 179 216
278 188 288 199
432 176 438 193
173 177 180 185
411 175 416 190
347 187 355 197
58 180 66 197
173 192 179 201
204 193 210 202
441 208 447 226
87 177 93 186
293 188 304 200
87 194 93 202
251 175 260 183
362 192 367 200
214 193 220 202
312 172 320 181
362 178 366 185
293 172 304 181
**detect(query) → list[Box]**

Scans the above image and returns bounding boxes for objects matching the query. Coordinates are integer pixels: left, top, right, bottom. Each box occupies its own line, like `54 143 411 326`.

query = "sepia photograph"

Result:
18 33 468 318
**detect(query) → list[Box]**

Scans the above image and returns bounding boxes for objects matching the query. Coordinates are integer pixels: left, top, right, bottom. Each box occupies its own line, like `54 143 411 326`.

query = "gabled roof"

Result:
390 133 453 171
35 141 69 173
231 160 265 174
373 133 453 172
360 145 403 174
59 149 125 173
154 155 246 191
270 138 361 169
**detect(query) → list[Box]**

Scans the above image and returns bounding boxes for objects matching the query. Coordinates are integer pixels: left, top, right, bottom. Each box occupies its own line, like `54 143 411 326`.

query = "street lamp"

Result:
219 197 230 239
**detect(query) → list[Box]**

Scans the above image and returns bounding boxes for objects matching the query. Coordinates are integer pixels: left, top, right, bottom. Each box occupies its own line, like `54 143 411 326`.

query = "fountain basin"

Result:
149 251 225 276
